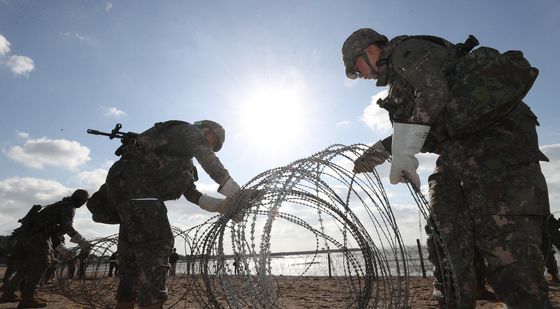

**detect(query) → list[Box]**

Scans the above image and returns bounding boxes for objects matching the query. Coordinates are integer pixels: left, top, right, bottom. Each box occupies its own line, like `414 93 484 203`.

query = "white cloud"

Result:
6 55 34 76
0 176 119 238
0 33 10 56
60 31 93 45
360 89 392 133
16 131 29 139
0 177 72 234
102 106 127 117
0 33 35 76
336 120 351 128
75 168 108 193
105 2 113 11
195 182 219 195
6 136 91 170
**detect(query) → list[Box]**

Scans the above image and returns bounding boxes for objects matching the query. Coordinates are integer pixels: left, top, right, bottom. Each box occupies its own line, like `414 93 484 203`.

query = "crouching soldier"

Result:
0 189 91 308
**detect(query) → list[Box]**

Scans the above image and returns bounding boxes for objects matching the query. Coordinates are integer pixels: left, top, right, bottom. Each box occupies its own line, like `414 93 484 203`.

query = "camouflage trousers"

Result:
114 199 174 306
426 219 488 306
428 160 551 308
4 233 52 294
107 161 174 306
542 232 560 277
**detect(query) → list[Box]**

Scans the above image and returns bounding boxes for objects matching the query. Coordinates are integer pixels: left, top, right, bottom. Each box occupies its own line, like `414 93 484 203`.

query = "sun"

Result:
236 76 308 152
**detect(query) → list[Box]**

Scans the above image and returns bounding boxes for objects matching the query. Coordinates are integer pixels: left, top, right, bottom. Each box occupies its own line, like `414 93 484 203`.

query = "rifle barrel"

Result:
87 129 111 136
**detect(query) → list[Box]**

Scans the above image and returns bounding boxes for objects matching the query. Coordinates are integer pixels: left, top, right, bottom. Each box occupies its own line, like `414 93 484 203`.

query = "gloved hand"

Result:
55 244 72 257
389 122 430 190
218 177 241 198
70 232 91 249
353 140 390 173
198 195 245 223
198 195 227 213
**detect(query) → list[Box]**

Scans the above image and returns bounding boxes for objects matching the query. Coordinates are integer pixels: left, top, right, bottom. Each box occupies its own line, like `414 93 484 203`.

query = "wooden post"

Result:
327 251 332 278
416 238 427 278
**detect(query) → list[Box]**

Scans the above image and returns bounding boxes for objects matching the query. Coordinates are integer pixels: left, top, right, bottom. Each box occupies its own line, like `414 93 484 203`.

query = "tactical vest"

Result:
126 121 198 201
27 199 75 236
377 35 457 153
376 35 538 141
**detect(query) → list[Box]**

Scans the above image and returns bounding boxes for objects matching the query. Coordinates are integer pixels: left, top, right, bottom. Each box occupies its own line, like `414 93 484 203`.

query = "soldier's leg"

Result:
429 165 477 308
542 227 560 283
116 223 139 303
21 236 50 293
2 256 17 286
471 163 551 308
1 241 26 302
117 199 174 307
545 249 560 283
478 214 548 307
473 248 486 289
425 218 448 304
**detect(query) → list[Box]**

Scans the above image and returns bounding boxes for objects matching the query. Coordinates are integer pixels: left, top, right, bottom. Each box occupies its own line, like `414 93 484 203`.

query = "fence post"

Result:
327 251 332 278
416 238 427 278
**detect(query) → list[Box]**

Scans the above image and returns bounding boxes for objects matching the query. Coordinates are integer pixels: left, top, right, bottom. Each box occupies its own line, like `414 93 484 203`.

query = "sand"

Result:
2 267 560 308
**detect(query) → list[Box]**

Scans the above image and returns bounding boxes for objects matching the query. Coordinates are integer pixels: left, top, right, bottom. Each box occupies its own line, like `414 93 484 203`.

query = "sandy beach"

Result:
2 266 560 308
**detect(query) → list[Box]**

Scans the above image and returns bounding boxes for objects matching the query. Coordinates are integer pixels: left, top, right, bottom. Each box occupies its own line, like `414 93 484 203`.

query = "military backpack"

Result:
443 45 539 137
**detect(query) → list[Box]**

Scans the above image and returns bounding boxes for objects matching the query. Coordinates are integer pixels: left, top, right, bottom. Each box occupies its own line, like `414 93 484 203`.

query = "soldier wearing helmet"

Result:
0 189 91 308
94 119 243 309
343 28 551 308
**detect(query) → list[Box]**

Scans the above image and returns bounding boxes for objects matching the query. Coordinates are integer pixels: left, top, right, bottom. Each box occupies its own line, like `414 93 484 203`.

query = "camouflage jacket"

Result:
25 197 79 238
376 35 548 172
117 120 231 202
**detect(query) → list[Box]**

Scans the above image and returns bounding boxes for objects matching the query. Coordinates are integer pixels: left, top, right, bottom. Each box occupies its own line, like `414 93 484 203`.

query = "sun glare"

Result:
237 77 307 152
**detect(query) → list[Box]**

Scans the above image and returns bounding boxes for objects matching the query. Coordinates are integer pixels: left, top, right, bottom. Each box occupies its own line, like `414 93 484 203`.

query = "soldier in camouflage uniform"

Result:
542 214 560 283
343 28 551 308
0 189 90 308
97 120 244 309
425 219 496 305
40 235 65 285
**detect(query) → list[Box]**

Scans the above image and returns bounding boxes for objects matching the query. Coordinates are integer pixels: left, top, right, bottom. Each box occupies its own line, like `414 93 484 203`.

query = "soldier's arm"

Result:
380 135 393 154
183 182 203 205
60 206 79 238
181 124 231 186
391 39 450 125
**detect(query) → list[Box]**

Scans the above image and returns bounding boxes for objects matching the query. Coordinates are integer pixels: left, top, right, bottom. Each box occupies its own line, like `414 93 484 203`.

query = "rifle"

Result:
87 123 138 140
87 124 139 156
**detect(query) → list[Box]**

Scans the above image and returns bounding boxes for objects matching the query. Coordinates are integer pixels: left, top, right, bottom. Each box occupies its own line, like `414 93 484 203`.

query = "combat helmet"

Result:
194 120 225 152
342 28 388 79
71 189 89 207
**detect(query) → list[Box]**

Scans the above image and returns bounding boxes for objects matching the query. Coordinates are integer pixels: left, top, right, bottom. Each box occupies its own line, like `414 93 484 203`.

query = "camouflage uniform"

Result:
542 216 560 279
1 234 17 288
5 197 82 296
375 36 551 308
42 235 65 284
104 121 232 306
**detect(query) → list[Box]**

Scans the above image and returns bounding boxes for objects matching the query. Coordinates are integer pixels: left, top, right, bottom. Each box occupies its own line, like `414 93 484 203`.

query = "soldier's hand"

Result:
353 141 390 173
233 188 261 202
198 195 227 213
224 189 262 223
55 244 72 258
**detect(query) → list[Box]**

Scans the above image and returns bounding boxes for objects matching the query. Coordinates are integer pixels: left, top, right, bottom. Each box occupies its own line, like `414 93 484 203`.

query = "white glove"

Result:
198 194 227 213
218 177 241 198
353 140 390 173
199 195 243 223
389 122 430 190
55 244 72 257
70 232 91 249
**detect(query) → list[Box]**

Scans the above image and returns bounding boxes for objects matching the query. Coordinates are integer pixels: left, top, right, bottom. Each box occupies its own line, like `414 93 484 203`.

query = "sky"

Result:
0 0 559 250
